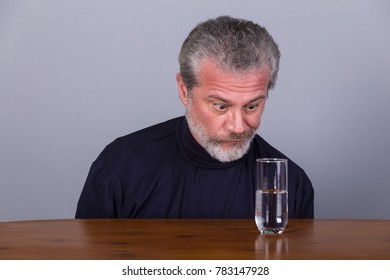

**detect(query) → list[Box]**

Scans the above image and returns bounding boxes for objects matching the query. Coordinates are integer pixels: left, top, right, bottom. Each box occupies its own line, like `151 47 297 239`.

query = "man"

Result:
76 16 314 219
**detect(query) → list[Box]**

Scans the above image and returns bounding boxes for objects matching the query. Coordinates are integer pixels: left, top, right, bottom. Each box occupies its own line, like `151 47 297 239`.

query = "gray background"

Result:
1 0 389 222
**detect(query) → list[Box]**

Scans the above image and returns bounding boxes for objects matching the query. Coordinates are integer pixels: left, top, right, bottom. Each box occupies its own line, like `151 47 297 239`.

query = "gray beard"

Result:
185 110 257 163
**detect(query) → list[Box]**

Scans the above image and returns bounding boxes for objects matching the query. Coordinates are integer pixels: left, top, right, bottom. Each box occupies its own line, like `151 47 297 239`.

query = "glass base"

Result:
259 228 285 235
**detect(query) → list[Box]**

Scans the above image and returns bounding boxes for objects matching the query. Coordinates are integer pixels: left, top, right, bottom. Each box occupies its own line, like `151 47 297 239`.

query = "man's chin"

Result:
219 141 245 149
206 141 252 162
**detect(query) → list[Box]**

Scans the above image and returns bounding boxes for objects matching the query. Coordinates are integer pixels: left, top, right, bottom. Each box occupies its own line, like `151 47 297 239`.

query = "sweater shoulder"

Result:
253 135 304 173
99 117 183 161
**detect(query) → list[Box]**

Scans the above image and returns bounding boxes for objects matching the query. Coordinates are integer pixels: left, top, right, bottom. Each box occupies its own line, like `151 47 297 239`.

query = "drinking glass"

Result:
255 158 288 234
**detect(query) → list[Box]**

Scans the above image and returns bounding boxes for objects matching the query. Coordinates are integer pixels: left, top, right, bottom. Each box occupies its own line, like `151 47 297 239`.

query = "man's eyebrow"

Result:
207 94 267 104
248 95 267 103
207 95 230 103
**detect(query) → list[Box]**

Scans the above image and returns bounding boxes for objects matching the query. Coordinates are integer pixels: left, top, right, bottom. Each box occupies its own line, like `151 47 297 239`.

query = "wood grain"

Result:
0 219 389 259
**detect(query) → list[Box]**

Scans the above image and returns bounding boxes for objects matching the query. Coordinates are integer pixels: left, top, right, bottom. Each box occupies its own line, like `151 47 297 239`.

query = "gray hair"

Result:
178 16 281 91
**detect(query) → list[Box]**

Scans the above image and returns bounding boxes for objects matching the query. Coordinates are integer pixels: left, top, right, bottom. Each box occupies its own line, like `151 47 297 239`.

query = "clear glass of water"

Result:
255 158 288 234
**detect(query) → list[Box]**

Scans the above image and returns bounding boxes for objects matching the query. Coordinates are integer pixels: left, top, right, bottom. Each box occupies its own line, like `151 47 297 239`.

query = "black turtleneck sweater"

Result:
76 116 314 219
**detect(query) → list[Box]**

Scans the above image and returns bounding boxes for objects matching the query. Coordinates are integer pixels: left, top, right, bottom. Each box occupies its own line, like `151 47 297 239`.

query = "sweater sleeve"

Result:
292 168 314 218
75 158 119 218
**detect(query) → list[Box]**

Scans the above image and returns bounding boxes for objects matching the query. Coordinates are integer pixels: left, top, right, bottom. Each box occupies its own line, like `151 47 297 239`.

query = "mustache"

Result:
229 131 255 140
212 129 256 142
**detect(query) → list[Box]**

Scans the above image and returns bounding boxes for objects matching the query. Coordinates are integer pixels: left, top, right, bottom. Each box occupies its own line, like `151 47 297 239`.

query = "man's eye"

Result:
214 103 229 111
244 104 259 112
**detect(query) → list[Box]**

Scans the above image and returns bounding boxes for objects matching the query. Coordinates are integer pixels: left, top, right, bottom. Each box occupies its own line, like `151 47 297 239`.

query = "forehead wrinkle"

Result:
197 60 270 94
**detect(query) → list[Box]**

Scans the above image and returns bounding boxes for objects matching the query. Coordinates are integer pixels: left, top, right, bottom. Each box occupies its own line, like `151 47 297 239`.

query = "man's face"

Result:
177 60 270 162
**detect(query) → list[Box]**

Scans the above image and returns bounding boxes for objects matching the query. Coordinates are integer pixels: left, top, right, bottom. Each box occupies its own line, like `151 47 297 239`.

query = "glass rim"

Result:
256 158 288 163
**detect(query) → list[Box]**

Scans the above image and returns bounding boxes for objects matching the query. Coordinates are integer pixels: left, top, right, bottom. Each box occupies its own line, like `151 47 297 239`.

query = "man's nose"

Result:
227 109 246 134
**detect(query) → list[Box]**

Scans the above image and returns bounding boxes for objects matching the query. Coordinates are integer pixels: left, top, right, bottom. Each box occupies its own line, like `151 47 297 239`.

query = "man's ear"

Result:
176 73 189 106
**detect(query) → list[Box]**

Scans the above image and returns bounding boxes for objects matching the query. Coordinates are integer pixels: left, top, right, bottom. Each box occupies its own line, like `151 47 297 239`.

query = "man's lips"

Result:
220 139 245 145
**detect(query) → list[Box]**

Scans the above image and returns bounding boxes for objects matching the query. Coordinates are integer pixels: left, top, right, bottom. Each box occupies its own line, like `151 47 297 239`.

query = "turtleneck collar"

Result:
177 117 250 169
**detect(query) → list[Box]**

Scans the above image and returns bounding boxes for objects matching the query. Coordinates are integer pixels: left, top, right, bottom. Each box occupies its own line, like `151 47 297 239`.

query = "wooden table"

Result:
0 219 389 260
